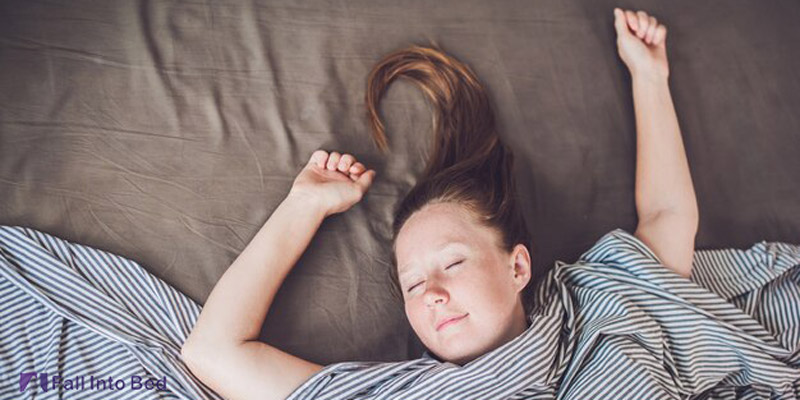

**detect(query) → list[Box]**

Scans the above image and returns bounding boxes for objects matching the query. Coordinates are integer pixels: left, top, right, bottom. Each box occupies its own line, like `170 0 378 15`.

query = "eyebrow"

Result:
398 241 469 278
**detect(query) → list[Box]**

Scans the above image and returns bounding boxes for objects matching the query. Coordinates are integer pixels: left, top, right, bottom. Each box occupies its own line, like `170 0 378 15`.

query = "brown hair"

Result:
365 44 534 312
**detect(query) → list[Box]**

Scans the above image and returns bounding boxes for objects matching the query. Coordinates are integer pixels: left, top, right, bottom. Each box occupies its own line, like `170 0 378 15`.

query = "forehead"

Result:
397 240 470 275
395 203 491 274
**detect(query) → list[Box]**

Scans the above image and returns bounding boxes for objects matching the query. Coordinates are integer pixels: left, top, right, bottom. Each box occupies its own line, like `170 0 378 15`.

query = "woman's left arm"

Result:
631 73 699 278
614 8 699 278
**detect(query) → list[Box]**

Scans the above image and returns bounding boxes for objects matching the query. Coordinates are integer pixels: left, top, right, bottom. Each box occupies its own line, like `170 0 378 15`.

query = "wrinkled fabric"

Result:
286 228 800 400
0 225 223 399
4 0 800 366
2 223 798 399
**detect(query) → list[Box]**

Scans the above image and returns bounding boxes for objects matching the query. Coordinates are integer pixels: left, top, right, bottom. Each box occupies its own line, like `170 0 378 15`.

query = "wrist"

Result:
631 67 669 85
285 189 330 219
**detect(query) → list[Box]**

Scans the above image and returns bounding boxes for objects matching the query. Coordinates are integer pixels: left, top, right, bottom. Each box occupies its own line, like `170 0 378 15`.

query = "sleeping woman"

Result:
181 7 800 400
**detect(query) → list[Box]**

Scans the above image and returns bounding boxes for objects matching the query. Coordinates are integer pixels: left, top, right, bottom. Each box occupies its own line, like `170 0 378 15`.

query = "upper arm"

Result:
182 340 323 400
634 210 698 278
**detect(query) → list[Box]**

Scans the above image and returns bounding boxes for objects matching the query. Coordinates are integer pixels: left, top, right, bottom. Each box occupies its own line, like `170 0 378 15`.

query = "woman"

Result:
181 8 800 400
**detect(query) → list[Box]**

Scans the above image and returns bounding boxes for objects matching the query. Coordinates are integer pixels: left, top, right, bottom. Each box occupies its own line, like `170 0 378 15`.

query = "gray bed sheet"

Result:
1 0 799 365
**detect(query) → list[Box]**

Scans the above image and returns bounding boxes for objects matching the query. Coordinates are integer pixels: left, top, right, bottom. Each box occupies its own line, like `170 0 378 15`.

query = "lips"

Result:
436 313 468 331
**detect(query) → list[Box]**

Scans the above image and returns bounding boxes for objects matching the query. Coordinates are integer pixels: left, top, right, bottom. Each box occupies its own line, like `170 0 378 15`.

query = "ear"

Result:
509 244 532 292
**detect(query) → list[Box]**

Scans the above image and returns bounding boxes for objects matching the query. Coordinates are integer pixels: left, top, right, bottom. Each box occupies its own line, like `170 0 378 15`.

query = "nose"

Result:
423 280 449 308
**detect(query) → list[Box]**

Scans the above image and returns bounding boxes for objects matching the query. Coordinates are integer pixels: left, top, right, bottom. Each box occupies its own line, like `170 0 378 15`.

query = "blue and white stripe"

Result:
286 228 800 399
0 225 223 399
2 225 799 399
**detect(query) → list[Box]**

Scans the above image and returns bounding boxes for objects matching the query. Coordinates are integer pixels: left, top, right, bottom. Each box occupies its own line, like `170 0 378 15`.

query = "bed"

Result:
1 0 799 391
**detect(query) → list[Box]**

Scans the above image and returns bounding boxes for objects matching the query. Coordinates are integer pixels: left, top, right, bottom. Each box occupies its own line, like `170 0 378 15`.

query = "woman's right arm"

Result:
181 150 376 400
181 192 327 400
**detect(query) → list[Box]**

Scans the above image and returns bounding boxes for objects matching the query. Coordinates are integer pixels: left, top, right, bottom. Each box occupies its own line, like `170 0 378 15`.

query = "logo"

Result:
19 372 167 392
19 372 42 392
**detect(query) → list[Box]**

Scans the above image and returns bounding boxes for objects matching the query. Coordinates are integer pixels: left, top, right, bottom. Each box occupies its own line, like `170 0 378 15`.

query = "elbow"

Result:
684 204 700 237
675 206 699 237
181 333 197 358
681 195 700 231
678 209 701 241
180 341 199 369
180 340 217 388
181 337 208 371
181 337 242 375
640 206 699 236
635 187 699 232
180 342 193 360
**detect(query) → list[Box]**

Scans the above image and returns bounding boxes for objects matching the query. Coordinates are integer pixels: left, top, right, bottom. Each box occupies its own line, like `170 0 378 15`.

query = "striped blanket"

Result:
285 229 800 399
1 225 799 399
0 226 222 399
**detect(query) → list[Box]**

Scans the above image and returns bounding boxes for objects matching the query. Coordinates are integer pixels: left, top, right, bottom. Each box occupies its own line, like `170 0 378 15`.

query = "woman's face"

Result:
394 202 532 366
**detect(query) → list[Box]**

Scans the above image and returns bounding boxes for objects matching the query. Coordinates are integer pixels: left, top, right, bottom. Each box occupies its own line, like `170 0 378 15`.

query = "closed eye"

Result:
407 282 422 292
407 260 464 293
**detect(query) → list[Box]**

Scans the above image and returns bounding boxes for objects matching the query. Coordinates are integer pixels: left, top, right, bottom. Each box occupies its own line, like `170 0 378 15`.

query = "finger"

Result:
645 17 658 44
338 154 355 172
349 170 364 181
613 8 629 35
309 149 328 168
349 162 366 174
355 169 376 191
327 152 341 170
654 25 667 46
636 11 649 38
625 10 639 33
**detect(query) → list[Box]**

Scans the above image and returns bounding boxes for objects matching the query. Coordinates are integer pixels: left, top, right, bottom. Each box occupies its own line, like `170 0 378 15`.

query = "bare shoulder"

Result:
182 340 323 400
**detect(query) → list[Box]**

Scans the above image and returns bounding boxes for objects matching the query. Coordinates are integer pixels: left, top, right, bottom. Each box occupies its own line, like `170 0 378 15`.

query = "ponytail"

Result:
365 44 533 310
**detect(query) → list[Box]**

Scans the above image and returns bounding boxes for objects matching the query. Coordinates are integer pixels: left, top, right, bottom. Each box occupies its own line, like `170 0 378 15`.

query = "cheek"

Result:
404 301 426 330
463 268 513 311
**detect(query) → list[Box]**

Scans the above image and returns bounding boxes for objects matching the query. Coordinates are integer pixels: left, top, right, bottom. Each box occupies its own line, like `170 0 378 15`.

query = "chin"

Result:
437 342 478 364
449 351 478 366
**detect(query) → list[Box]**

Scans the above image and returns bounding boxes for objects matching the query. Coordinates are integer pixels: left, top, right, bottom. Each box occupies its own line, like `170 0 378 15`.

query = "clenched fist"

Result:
613 8 670 79
289 150 377 218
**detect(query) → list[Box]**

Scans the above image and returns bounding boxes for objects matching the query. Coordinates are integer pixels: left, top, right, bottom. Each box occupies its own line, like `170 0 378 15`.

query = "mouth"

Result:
436 313 468 331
